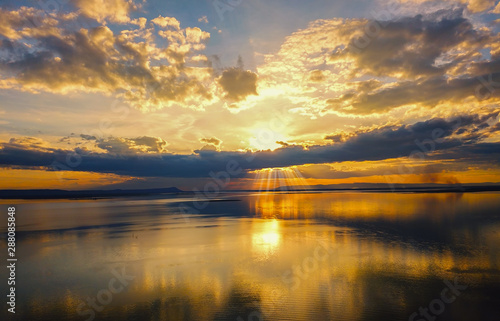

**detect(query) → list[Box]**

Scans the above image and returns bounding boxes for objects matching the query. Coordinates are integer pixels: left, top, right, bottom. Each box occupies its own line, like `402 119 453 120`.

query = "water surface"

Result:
1 191 500 321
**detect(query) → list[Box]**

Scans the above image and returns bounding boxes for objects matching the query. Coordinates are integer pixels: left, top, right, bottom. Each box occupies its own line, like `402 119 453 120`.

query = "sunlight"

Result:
251 219 281 259
248 128 287 151
251 167 310 192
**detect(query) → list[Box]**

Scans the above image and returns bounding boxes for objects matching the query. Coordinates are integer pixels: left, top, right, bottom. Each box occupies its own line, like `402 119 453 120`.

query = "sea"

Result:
1 191 500 321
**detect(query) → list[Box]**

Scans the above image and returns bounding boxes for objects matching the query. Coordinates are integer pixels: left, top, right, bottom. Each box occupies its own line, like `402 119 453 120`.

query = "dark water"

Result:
1 191 500 321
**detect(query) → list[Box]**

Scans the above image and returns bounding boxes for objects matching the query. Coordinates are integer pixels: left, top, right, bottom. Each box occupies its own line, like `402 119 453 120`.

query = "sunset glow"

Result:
0 0 499 190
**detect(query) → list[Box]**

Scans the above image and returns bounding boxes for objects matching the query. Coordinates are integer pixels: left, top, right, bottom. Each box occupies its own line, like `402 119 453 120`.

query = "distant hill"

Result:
0 187 183 199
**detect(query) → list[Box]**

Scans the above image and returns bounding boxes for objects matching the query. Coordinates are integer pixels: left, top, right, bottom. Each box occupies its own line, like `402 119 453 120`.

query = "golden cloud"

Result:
0 9 217 111
151 15 181 30
257 10 500 117
71 0 138 24
0 7 64 40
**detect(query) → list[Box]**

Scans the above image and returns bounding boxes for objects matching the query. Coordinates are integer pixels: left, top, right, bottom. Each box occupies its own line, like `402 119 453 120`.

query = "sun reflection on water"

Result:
251 219 281 260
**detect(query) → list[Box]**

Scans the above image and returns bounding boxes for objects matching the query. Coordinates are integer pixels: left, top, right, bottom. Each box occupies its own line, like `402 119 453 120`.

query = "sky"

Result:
1 0 500 190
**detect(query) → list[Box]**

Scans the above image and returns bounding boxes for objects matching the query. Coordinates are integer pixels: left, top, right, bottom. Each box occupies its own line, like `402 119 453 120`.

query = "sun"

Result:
248 128 287 151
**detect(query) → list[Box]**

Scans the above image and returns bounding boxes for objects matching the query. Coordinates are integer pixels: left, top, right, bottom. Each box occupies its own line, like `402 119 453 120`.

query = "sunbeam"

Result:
251 167 310 192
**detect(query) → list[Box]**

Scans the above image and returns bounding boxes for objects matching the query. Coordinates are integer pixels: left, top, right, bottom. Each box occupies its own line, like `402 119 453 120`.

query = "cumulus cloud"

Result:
0 7 66 40
258 9 500 116
151 16 181 30
71 0 138 24
0 9 215 110
341 10 488 79
218 67 258 102
324 9 500 114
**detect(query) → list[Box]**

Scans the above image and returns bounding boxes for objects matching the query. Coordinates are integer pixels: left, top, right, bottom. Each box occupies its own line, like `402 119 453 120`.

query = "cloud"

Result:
309 70 325 82
131 17 147 29
1 113 498 177
198 144 218 152
198 16 209 24
492 2 500 13
80 134 97 141
0 10 215 110
0 7 66 40
71 0 138 24
200 137 222 151
200 137 222 146
341 10 488 79
4 5 496 118
324 74 500 114
466 0 498 12
86 135 168 154
257 9 500 116
324 132 351 143
399 0 498 13
217 67 258 102
151 16 180 30
8 137 50 148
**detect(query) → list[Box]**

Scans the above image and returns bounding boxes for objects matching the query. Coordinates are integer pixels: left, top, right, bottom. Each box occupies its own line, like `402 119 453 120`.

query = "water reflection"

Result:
251 219 281 260
0 192 499 320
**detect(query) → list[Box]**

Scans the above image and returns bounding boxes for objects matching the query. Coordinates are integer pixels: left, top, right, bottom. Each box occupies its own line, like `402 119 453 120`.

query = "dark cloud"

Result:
343 9 488 78
91 136 168 154
325 73 500 114
217 67 258 102
309 70 325 82
323 9 500 114
80 134 97 140
1 113 498 178
324 132 350 143
276 141 290 147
